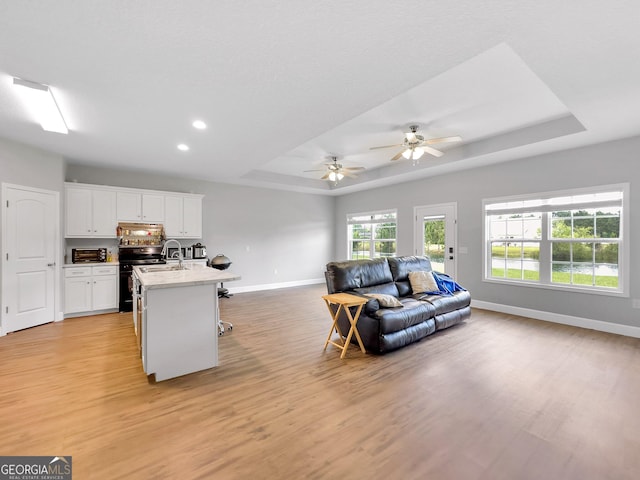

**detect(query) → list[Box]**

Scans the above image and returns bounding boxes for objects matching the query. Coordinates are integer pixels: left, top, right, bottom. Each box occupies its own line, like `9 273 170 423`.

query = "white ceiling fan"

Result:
370 125 462 164
305 156 365 183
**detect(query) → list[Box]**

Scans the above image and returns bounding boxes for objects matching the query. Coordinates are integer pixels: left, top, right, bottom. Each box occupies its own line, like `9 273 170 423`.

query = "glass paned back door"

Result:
415 204 457 277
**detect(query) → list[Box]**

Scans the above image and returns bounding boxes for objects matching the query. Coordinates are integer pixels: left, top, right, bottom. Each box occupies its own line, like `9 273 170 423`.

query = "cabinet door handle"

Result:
47 263 55 267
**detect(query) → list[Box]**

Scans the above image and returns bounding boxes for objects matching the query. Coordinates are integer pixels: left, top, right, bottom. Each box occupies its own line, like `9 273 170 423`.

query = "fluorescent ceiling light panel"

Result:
13 77 68 134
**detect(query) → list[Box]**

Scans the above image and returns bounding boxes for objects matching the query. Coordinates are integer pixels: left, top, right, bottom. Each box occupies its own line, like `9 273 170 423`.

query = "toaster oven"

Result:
72 248 107 263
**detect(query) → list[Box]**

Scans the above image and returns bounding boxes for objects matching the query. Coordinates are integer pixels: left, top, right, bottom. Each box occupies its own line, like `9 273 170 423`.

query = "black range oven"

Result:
118 246 165 312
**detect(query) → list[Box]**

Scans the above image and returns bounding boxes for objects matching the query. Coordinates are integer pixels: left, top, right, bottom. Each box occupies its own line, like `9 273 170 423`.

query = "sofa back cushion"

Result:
387 256 433 296
354 281 400 298
325 258 392 293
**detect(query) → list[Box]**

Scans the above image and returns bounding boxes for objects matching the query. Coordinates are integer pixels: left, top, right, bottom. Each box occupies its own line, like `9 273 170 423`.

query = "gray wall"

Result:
0 137 65 191
335 136 640 328
65 164 335 289
2 132 638 330
0 137 66 318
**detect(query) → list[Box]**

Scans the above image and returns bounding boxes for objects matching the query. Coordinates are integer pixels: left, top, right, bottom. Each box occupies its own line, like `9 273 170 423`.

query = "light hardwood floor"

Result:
1 284 639 479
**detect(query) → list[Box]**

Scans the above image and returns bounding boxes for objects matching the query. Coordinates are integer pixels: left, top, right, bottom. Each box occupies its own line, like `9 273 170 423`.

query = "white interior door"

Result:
414 203 457 278
2 184 58 335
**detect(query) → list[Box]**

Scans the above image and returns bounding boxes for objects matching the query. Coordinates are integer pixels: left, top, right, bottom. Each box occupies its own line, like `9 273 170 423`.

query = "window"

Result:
347 210 397 259
483 184 628 295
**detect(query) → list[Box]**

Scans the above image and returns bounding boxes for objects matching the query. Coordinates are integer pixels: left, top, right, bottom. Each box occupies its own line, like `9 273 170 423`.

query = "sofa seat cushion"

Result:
414 290 471 316
374 298 436 334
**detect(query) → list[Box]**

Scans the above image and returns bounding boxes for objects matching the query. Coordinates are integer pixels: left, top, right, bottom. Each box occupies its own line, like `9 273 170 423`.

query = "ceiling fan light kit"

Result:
328 171 344 182
304 156 364 184
402 147 425 161
370 124 461 165
303 125 460 185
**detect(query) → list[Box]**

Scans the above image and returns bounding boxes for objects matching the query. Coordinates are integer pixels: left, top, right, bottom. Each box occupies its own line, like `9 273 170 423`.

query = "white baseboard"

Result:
229 277 325 294
471 299 640 338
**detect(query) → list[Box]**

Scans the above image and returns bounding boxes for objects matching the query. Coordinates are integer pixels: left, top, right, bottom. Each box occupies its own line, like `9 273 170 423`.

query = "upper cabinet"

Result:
65 186 117 237
116 192 165 223
64 183 203 239
164 194 203 238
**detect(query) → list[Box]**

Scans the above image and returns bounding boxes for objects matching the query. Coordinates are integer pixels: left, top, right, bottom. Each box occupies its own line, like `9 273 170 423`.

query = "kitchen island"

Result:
132 264 240 381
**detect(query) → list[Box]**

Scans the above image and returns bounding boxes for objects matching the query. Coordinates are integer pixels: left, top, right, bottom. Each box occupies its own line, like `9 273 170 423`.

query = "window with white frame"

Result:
483 184 628 295
347 210 397 260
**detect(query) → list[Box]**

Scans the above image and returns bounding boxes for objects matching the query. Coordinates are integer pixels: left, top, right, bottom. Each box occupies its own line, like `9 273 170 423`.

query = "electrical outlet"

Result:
632 299 640 309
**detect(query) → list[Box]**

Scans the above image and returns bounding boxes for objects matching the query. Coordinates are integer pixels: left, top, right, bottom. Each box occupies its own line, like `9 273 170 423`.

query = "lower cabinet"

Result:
65 265 118 315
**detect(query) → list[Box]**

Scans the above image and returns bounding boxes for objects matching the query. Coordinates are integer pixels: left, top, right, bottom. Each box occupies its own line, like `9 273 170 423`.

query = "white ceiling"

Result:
1 1 639 195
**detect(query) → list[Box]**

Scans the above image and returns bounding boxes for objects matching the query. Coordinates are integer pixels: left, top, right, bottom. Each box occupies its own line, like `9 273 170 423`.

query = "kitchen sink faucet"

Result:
161 239 184 269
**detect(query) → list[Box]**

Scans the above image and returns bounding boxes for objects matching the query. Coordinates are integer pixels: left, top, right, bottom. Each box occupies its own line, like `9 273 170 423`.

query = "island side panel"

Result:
145 283 218 381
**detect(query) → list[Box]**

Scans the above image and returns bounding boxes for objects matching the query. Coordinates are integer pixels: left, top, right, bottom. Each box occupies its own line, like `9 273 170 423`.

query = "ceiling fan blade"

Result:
370 143 403 150
320 172 331 180
391 150 405 161
341 171 358 178
425 135 462 145
343 166 365 171
423 145 444 157
304 169 325 172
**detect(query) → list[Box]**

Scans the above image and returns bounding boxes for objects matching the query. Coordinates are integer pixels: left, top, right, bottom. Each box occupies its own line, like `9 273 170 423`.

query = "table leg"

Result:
341 303 366 359
323 302 345 351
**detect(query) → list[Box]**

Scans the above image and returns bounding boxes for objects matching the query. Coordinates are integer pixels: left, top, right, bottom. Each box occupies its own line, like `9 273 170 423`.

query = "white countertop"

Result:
133 264 240 290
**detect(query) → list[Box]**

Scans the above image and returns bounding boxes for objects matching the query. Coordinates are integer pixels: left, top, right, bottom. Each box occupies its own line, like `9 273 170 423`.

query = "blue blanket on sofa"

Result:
425 272 467 296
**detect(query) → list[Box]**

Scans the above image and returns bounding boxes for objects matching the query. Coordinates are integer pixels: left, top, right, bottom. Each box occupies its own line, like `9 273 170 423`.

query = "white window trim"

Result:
347 209 397 260
482 183 629 297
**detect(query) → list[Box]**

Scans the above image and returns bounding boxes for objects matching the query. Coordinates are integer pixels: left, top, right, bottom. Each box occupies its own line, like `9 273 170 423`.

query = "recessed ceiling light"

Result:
177 144 189 151
192 120 206 130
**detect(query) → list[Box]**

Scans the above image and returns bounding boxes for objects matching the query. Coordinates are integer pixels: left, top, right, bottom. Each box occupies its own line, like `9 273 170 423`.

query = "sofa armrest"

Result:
340 291 380 314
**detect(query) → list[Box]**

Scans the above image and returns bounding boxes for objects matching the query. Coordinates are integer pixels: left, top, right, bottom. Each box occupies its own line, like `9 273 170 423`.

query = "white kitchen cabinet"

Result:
116 192 165 223
64 267 93 313
65 183 203 239
65 186 117 237
91 265 118 310
64 265 118 315
116 191 140 222
142 193 165 222
164 194 203 238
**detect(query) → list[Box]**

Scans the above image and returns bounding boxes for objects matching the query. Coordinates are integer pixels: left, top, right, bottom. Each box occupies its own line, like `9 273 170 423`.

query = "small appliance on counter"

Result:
192 243 207 259
165 246 192 260
72 248 107 263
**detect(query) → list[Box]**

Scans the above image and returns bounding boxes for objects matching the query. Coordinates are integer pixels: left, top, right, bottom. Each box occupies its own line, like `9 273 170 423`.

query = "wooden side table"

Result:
322 293 368 359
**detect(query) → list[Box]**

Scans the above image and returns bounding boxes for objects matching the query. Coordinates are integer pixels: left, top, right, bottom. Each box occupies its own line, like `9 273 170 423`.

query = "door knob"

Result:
47 262 56 267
